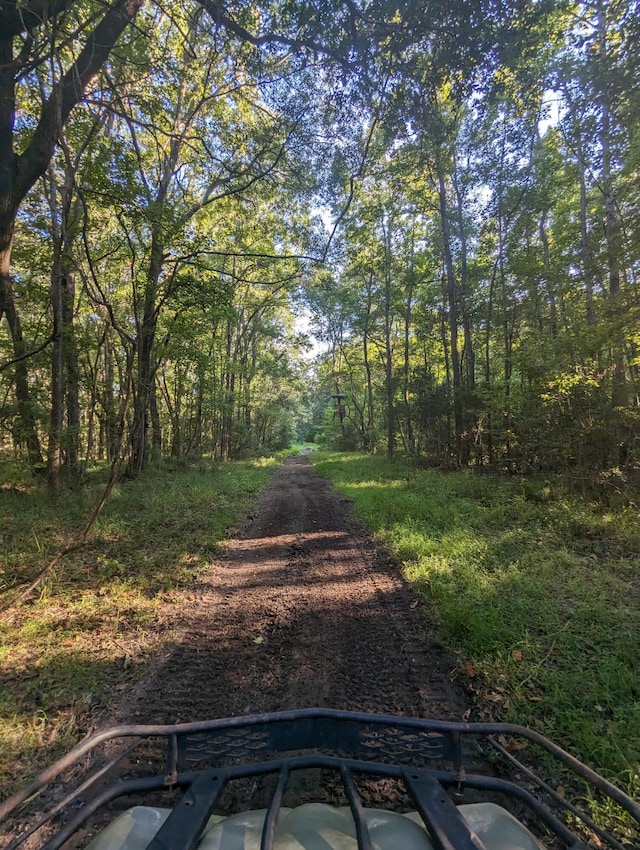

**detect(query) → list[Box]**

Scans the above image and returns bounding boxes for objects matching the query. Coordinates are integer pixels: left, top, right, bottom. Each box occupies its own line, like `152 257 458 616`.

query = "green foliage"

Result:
301 0 640 480
312 451 640 796
3 0 640 483
0 456 277 795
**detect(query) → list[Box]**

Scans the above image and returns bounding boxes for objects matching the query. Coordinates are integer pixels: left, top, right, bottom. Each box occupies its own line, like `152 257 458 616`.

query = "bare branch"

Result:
0 334 53 370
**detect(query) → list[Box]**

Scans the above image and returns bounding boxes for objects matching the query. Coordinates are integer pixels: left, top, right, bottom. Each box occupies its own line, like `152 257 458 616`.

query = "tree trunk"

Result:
578 164 596 328
126 237 161 476
499 241 513 461
48 255 65 494
403 270 415 456
363 274 376 453
193 370 205 458
103 331 119 462
63 273 81 483
598 2 626 411
382 219 395 459
454 169 475 391
46 162 82 492
0 0 145 469
0 269 43 467
436 158 466 465
439 301 452 460
539 212 558 338
150 377 162 461
1 191 43 466
220 315 235 461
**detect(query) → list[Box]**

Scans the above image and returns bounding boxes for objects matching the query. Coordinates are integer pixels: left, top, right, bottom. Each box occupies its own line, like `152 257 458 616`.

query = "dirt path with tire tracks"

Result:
118 454 469 725
2 455 481 848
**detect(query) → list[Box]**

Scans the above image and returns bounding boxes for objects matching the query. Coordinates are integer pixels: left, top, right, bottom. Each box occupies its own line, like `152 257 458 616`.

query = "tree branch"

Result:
14 0 145 201
0 0 75 38
0 334 53 370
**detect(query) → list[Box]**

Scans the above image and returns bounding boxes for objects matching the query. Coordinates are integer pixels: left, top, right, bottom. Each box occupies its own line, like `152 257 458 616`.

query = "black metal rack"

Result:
2 709 639 850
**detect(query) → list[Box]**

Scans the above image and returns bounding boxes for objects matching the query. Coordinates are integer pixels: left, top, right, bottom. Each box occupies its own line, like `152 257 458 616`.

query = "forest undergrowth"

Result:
311 451 640 808
0 455 277 800
1 447 639 838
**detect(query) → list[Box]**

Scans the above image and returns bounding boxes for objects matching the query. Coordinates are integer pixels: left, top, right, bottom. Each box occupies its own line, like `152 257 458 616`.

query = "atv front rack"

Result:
1 708 639 850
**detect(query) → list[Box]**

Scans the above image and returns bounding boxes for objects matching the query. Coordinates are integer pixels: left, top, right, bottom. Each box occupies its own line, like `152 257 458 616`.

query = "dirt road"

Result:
1 455 478 848
121 454 469 724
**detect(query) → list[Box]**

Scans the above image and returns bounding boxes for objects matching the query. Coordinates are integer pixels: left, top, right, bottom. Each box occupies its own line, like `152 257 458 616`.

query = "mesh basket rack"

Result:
1 708 639 850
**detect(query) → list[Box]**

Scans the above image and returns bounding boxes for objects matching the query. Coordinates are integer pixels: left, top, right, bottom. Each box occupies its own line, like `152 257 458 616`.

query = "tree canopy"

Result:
1 0 639 489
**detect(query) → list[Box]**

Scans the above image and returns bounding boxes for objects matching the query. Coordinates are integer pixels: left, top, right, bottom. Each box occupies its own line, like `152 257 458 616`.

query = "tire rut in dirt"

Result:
113 455 474 810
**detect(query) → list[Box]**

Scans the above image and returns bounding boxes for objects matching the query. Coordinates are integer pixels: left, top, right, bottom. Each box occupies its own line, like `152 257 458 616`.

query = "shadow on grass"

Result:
311 453 640 792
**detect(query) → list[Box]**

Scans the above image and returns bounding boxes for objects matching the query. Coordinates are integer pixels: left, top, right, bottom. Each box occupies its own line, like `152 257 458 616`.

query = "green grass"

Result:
2 446 639 830
0 457 277 798
310 451 640 798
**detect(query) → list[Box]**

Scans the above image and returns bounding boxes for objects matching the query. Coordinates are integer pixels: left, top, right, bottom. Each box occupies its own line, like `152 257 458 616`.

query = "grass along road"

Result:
0 458 277 799
1 447 638 842
311 451 640 803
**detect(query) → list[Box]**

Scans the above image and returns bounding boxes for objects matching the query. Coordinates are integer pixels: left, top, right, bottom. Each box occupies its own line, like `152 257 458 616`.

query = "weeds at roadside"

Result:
0 457 276 799
311 452 640 803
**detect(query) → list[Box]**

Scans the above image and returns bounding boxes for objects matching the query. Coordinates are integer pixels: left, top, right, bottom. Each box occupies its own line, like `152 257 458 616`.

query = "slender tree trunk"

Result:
127 236 161 476
499 242 513 461
1 298 44 466
341 345 367 448
123 48 195 476
63 273 81 483
220 315 235 461
484 262 498 466
85 338 103 464
103 331 118 462
192 337 212 458
363 274 376 453
1 213 43 467
403 271 415 456
48 258 64 494
578 165 596 328
46 164 82 492
47 283 81 486
382 219 394 459
439 301 452 461
597 3 626 411
601 127 626 409
437 159 466 464
454 170 475 391
0 0 145 467
150 377 162 460
174 368 184 458
193 370 205 457
539 212 558 338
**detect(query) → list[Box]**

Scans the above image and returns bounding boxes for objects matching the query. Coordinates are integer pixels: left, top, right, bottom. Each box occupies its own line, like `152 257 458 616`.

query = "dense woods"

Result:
1 2 640 822
1 0 639 490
